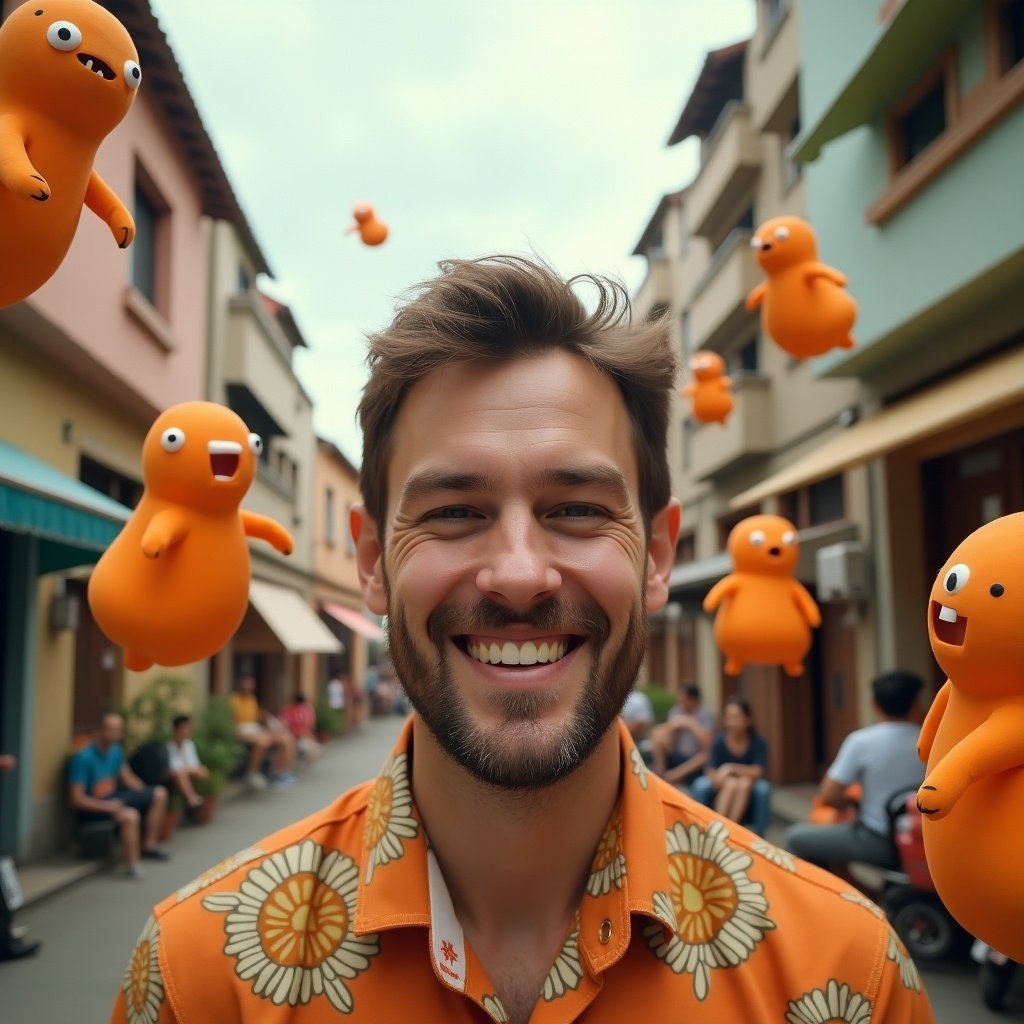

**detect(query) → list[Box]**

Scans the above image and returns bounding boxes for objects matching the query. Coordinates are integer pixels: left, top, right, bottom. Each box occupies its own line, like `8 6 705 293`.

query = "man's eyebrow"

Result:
532 465 632 501
398 470 500 506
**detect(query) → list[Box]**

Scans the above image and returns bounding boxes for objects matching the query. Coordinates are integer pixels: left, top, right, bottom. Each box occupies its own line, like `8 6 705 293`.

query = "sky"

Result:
148 0 755 467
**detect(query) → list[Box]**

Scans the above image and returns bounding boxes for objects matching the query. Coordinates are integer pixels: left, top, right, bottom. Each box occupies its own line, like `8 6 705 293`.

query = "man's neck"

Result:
410 717 621 934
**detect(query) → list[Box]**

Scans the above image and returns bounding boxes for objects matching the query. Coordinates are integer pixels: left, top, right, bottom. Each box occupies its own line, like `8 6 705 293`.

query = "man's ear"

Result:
646 498 681 614
351 505 387 615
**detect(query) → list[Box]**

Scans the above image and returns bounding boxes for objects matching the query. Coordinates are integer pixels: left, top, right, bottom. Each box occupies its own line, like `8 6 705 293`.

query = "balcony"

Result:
689 229 761 352
750 1 799 134
223 294 299 434
688 102 762 240
690 375 773 480
634 258 672 318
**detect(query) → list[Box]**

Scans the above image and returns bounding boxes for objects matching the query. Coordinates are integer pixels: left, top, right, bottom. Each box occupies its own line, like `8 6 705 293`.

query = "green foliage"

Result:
192 697 244 797
315 697 343 737
123 675 193 752
638 683 676 724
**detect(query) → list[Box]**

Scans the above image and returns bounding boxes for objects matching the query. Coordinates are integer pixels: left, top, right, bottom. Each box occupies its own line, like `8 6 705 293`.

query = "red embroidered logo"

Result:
441 940 458 964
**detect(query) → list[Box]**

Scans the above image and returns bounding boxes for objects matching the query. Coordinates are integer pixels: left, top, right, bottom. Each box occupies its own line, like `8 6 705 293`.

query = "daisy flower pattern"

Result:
541 923 584 1002
750 838 796 872
202 839 380 1013
839 890 885 919
482 994 509 1022
629 745 649 790
122 915 163 1024
887 926 922 992
644 819 775 1000
586 814 626 896
174 845 266 903
785 978 872 1024
363 752 418 884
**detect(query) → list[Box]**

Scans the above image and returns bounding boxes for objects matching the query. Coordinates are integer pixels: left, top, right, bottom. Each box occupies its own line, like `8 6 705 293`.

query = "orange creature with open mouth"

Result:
0 0 141 308
88 402 294 671
680 351 734 425
917 512 1024 960
744 216 857 360
346 202 389 246
703 514 820 676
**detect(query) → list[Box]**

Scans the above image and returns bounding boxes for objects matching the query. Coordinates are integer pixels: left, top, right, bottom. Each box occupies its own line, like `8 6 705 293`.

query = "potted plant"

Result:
159 792 185 841
192 696 244 824
315 696 342 744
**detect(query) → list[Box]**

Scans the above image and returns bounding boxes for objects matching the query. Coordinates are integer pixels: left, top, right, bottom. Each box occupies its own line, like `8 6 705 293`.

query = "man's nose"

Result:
475 510 561 609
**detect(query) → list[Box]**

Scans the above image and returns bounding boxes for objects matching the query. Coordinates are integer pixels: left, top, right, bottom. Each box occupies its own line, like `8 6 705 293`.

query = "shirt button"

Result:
599 919 613 944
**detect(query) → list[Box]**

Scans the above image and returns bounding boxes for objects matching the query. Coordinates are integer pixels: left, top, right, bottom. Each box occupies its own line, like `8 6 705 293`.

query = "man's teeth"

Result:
468 640 568 666
938 605 958 623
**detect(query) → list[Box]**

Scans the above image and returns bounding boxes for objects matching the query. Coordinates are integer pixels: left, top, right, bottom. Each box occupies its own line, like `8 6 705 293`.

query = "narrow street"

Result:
3 714 1019 1022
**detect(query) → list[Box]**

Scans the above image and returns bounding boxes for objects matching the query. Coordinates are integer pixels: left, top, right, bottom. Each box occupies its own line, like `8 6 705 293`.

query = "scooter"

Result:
972 939 1019 1012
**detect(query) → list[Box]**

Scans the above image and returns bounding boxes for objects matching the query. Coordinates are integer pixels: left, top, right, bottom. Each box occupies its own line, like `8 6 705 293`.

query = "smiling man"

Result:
111 256 933 1024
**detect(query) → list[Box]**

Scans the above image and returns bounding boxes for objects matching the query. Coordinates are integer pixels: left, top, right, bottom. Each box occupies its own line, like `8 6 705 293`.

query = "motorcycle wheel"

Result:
884 889 960 962
980 959 1016 1012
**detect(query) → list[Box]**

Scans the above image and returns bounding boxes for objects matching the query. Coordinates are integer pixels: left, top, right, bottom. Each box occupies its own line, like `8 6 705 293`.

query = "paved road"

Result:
4 714 1017 1022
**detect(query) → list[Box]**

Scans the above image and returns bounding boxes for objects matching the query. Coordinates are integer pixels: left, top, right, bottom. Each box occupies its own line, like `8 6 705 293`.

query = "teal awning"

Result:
0 441 130 574
792 0 977 162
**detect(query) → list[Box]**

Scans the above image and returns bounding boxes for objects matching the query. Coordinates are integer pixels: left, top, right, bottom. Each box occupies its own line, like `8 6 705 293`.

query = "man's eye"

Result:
554 504 604 519
428 507 476 521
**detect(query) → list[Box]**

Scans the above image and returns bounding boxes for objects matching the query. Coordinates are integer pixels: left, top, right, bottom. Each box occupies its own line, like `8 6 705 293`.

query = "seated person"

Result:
278 692 321 766
620 687 655 764
690 697 772 836
229 675 297 790
68 713 169 878
649 683 714 786
785 670 925 876
164 714 208 811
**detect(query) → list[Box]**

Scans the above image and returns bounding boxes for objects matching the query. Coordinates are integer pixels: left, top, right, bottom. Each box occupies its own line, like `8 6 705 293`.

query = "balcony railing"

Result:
689 229 760 352
690 375 773 480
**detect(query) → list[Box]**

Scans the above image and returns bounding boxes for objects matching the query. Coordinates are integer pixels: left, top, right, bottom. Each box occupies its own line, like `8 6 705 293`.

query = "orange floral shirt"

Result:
111 719 935 1023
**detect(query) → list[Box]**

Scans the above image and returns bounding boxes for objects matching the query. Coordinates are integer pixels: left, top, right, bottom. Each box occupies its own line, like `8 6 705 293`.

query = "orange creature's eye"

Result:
124 60 142 91
749 530 766 547
942 563 971 595
773 225 790 241
160 428 186 453
990 583 1005 597
46 20 81 51
247 433 263 456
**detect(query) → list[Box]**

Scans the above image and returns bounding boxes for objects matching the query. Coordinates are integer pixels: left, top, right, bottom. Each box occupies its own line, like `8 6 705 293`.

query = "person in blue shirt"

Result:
690 697 771 834
67 712 170 878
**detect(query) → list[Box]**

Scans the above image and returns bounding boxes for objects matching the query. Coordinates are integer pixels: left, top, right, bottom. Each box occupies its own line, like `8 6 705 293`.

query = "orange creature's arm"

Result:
0 112 49 199
141 509 190 559
680 384 696 398
917 681 950 765
744 282 767 312
917 701 1024 821
703 575 739 613
804 262 847 288
84 171 135 249
790 581 821 628
241 510 294 555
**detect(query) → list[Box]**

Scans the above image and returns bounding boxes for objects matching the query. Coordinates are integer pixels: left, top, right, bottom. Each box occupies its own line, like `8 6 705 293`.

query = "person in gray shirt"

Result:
786 671 925 873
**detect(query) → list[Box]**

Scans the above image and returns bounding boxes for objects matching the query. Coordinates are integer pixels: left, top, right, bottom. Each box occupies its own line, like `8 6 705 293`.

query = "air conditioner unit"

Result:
815 542 868 601
50 592 80 632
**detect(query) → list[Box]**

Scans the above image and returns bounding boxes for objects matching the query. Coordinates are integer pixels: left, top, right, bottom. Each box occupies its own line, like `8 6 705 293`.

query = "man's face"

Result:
357 350 678 789
681 693 699 715
174 721 192 742
100 714 123 746
239 676 255 696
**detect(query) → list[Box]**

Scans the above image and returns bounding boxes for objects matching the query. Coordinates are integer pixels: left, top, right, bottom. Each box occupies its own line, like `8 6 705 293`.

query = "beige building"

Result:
204 221 341 712
313 438 384 725
633 2 871 783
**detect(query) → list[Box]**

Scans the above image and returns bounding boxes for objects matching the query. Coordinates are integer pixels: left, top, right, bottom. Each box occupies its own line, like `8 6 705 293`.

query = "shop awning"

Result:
248 579 342 654
0 441 130 574
729 346 1024 509
322 601 386 641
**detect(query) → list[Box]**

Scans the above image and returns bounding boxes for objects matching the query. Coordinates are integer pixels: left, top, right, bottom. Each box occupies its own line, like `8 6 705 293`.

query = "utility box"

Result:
816 542 868 601
50 591 80 632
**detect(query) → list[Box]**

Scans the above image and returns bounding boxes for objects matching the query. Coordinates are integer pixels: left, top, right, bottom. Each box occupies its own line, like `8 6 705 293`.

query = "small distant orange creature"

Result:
0 0 141 309
916 512 1024 960
346 202 389 246
88 402 294 671
703 515 820 677
680 351 733 425
744 216 857 360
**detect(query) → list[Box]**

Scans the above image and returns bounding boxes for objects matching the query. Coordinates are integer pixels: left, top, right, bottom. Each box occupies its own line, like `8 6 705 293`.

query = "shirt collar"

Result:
354 716 683 981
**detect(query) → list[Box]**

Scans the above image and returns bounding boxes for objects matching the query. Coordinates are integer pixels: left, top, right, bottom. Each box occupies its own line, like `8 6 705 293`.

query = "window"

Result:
675 533 695 566
238 265 251 294
131 181 160 306
779 474 846 529
781 109 802 191
996 0 1024 71
324 488 335 546
901 78 947 166
80 455 142 509
344 501 355 555
764 0 786 38
680 311 692 362
726 337 759 377
717 506 760 550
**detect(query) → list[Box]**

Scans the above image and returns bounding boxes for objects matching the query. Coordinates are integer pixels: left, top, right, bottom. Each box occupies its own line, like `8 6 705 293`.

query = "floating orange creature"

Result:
680 351 734 425
916 512 1024 960
0 0 141 309
703 515 820 676
744 216 857 360
88 402 294 671
346 202 389 246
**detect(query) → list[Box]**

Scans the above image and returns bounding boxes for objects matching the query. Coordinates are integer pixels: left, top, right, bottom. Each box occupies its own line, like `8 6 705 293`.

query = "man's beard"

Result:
383 584 648 790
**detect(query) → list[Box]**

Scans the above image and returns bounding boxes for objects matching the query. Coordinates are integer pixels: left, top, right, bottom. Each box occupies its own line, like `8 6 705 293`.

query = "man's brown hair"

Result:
357 254 676 533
